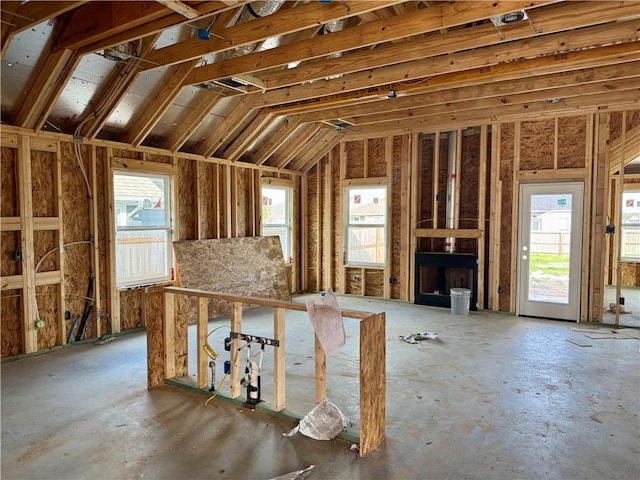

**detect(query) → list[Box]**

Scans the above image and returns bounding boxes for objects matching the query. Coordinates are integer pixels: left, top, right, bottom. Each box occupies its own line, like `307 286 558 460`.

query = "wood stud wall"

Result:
0 127 298 357
2 107 639 357
303 109 639 321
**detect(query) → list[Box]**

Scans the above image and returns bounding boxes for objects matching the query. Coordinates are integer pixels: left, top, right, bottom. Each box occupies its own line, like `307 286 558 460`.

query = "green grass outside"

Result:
529 253 570 277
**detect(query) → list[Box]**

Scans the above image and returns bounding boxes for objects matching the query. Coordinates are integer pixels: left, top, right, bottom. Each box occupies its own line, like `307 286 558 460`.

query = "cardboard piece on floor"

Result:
269 465 315 480
585 333 635 340
613 328 640 339
566 338 592 347
571 327 615 334
283 398 350 440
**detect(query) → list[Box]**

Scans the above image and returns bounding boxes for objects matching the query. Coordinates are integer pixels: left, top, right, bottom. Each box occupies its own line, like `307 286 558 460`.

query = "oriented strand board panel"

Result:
61 142 91 320
345 140 365 179
173 237 290 316
235 167 250 237
1 147 18 216
391 136 403 299
198 162 216 239
1 293 22 357
367 138 387 178
176 158 196 241
31 150 56 217
345 268 363 295
460 129 480 232
419 134 434 227
620 262 639 287
364 269 384 297
307 166 319 291
120 289 145 331
558 116 587 169
36 284 58 350
520 119 554 171
499 123 515 312
331 145 342 291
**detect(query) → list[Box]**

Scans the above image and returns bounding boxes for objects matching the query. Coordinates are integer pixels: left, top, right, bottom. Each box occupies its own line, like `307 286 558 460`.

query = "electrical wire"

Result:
204 324 231 360
204 373 230 406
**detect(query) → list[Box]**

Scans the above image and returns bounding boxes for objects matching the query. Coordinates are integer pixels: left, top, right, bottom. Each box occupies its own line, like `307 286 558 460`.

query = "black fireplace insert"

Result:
415 252 478 311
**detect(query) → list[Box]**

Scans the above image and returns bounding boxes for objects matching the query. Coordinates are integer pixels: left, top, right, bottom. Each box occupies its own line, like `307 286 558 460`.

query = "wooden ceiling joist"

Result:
299 63 640 122
251 115 305 166
183 0 554 88
144 1 403 70
162 90 227 153
222 110 275 162
610 125 640 175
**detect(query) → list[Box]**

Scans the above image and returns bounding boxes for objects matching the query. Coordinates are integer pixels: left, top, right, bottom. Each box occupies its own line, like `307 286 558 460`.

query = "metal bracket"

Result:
229 331 279 348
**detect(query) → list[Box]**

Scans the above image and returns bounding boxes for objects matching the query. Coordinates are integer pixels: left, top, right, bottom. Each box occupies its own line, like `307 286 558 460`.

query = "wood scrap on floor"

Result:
566 338 592 347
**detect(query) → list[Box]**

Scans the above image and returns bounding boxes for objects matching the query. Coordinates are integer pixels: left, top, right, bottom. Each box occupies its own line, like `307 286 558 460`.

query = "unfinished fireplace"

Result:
415 252 478 310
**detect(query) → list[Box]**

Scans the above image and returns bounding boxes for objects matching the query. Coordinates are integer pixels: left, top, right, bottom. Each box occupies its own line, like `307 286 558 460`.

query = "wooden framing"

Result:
154 286 386 456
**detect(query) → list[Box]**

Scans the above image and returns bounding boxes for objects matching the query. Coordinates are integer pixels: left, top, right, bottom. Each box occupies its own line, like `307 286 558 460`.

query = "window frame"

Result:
620 186 640 262
344 185 388 267
260 182 293 263
113 169 174 288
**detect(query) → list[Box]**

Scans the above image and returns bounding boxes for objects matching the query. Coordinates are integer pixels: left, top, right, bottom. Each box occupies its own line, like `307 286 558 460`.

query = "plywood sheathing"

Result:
459 129 480 255
306 166 319 292
319 156 330 290
197 162 217 239
345 140 365 179
173 237 290 318
499 123 515 312
120 289 145 331
364 269 384 297
60 142 91 325
331 144 342 293
345 267 363 295
176 158 197 241
417 134 434 253
391 137 403 299
558 117 588 169
620 262 640 286
367 138 387 178
235 167 251 237
95 147 109 335
520 119 555 171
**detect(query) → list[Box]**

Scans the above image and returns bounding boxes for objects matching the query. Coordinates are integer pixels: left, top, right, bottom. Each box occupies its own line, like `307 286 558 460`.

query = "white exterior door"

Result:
517 182 584 321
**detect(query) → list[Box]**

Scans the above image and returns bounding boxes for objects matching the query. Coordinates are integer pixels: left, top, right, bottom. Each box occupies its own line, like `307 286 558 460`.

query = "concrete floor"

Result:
2 294 639 480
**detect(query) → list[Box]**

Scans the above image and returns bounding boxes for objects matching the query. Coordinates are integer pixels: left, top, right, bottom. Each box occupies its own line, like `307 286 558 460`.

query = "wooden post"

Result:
106 150 120 333
229 301 242 398
432 131 440 230
301 175 308 291
488 124 501 310
164 292 176 379
580 114 594 323
477 124 488 309
213 163 220 239
324 151 334 290
197 297 208 389
384 136 393 299
314 334 326 403
89 146 101 336
230 166 237 238
590 112 609 322
510 122 521 314
55 141 66 345
359 312 386 456
18 135 37 353
614 111 627 326
339 141 346 294
273 307 285 411
399 135 412 301
409 133 419 302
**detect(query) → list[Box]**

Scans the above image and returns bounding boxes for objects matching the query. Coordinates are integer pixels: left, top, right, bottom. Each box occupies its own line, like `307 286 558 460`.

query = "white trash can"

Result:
449 288 471 315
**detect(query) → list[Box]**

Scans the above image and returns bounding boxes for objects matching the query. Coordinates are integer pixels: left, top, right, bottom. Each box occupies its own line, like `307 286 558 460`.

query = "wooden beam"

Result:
1 1 86 58
81 34 161 139
197 297 208 389
53 1 170 52
123 60 200 146
195 94 260 157
273 125 323 170
105 148 120 333
183 0 553 87
229 301 242 398
301 134 342 174
78 2 237 55
223 110 275 162
300 62 640 122
477 125 488 309
273 307 286 411
156 0 199 19
257 24 640 108
414 228 484 239
314 334 327 403
145 1 402 70
251 115 303 166
162 90 226 152
17 135 37 353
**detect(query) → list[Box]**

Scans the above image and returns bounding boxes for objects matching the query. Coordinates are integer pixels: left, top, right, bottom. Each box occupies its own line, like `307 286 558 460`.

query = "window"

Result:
345 186 387 266
621 188 640 261
113 171 172 287
261 185 292 262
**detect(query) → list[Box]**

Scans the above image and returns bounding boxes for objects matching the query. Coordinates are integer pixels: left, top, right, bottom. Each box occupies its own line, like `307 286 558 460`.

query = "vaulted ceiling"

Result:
2 1 639 172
